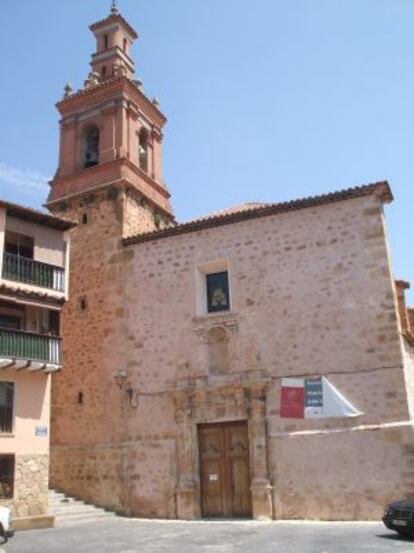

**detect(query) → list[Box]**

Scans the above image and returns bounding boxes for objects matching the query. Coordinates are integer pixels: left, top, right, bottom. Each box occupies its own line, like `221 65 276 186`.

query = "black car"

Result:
383 499 414 536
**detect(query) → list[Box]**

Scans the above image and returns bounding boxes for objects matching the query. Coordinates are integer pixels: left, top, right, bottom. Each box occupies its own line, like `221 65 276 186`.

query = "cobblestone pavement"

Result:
3 519 414 553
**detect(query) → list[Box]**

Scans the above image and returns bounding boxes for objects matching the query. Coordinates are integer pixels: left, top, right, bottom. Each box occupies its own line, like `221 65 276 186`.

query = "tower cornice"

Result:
50 157 171 200
46 178 174 221
57 77 166 127
91 45 134 71
89 12 138 40
48 156 173 219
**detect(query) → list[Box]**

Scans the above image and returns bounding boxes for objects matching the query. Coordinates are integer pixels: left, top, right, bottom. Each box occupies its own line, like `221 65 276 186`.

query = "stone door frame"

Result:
174 383 273 520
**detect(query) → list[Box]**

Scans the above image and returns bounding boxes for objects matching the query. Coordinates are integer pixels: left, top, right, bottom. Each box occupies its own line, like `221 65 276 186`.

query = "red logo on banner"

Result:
281 386 305 418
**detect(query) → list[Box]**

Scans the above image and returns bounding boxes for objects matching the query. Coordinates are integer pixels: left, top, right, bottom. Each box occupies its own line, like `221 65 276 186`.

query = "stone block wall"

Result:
121 194 403 396
408 308 414 331
51 187 129 450
1 454 49 518
402 340 414 425
50 183 175 509
123 187 172 238
50 440 176 518
116 191 411 519
50 186 414 520
270 425 414 520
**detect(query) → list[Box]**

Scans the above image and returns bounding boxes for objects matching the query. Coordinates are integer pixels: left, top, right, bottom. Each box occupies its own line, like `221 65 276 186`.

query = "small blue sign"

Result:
305 377 323 408
35 426 48 437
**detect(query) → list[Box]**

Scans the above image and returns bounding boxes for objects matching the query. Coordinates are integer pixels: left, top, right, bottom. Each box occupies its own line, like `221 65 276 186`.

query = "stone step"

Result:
48 492 95 507
48 488 118 527
49 497 68 502
52 505 111 516
49 498 89 507
54 510 116 521
56 514 117 527
48 492 67 500
49 499 85 506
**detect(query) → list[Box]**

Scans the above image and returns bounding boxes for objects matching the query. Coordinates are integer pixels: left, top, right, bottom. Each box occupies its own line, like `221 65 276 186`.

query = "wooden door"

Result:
198 421 252 518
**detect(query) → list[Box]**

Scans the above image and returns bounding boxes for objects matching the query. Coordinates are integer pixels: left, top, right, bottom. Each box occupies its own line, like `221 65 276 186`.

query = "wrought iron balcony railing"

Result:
2 253 65 292
0 328 61 365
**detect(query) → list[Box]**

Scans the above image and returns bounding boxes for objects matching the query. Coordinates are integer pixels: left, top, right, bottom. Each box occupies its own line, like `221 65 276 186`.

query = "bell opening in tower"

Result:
83 125 100 169
139 128 149 173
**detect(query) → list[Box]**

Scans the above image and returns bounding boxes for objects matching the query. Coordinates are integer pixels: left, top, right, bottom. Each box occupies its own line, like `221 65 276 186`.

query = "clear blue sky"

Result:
0 0 413 301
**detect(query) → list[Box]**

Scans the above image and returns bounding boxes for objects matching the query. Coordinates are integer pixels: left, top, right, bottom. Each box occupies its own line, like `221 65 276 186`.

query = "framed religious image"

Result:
206 271 230 313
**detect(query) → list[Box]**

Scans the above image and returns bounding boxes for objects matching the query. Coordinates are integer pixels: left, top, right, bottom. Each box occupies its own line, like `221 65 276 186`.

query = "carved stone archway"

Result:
174 383 273 520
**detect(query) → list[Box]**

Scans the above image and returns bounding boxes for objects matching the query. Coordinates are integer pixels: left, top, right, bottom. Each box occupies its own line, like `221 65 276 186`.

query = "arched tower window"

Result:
138 128 149 173
83 125 100 169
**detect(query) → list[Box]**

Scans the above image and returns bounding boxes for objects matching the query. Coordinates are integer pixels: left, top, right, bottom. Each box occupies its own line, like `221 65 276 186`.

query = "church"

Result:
47 4 414 520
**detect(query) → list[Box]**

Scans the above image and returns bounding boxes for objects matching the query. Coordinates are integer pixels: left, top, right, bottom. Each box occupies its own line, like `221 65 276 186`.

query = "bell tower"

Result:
48 5 175 507
47 2 174 225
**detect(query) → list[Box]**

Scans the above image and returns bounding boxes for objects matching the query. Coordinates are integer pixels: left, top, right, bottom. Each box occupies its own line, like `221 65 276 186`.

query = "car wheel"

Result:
397 529 413 538
0 523 4 545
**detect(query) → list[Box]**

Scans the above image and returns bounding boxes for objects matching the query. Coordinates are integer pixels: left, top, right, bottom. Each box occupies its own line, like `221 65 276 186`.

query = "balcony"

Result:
0 328 61 366
2 253 65 292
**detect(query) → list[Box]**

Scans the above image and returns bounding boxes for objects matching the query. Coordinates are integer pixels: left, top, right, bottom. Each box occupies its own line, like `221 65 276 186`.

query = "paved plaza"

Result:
3 518 414 553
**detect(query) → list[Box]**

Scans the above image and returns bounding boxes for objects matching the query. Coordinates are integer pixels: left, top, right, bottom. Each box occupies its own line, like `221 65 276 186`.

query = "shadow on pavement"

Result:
376 532 414 542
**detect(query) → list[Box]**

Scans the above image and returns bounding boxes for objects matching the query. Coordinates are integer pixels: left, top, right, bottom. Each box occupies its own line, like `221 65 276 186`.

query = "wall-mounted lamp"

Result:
113 367 138 408
114 367 128 388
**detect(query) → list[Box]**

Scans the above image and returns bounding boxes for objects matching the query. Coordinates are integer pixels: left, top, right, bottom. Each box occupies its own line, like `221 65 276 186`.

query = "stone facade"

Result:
48 7 414 522
2 455 49 518
50 179 414 520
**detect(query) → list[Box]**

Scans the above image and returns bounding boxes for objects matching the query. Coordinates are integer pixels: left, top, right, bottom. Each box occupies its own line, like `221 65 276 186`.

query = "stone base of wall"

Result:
51 441 177 518
270 424 414 520
51 423 414 521
0 454 49 518
13 514 54 531
51 445 124 514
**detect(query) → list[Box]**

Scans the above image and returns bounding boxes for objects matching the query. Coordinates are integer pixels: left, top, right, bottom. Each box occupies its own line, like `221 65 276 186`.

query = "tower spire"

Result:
111 0 118 14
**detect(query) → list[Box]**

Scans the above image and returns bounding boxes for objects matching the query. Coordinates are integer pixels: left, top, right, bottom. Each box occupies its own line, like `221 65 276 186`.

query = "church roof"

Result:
194 202 271 221
123 180 393 246
0 199 77 231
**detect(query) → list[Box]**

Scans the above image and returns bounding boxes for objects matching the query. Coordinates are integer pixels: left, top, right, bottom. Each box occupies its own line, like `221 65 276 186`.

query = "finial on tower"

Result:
111 0 119 14
63 82 73 99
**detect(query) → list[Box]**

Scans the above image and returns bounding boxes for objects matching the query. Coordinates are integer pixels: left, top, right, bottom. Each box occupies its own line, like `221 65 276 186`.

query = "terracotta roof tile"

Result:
123 180 392 247
194 202 271 221
0 198 77 231
0 283 65 306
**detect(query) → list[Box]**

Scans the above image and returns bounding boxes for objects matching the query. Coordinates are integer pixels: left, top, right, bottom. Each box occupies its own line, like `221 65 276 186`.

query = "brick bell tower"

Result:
47 0 174 225
46 4 174 510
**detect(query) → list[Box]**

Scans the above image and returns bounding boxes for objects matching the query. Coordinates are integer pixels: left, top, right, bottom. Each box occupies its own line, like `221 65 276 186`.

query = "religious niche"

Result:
207 326 229 375
206 271 230 313
83 125 100 169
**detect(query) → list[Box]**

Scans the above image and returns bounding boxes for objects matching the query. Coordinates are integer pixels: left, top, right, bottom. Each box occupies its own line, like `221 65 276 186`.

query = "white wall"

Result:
0 369 51 455
5 216 66 267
